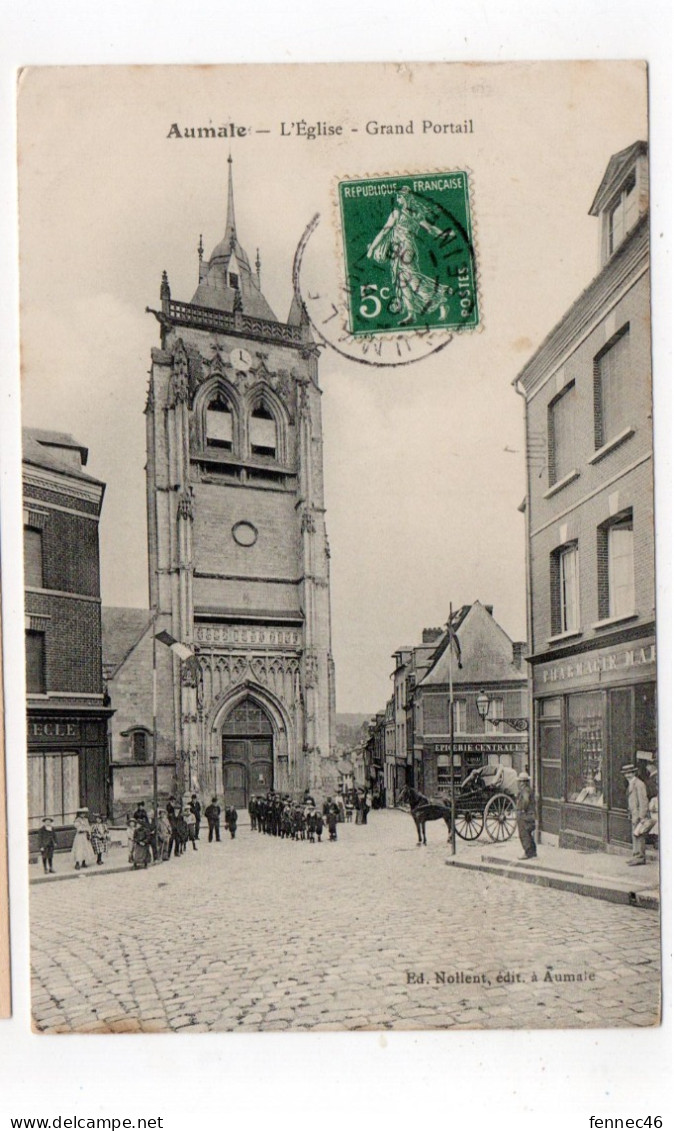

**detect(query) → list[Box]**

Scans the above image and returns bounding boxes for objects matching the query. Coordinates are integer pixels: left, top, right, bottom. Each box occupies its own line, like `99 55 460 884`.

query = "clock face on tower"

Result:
229 347 252 372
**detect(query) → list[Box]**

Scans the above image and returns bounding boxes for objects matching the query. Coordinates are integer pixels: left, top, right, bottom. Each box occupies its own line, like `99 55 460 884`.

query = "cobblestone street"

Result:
31 810 661 1033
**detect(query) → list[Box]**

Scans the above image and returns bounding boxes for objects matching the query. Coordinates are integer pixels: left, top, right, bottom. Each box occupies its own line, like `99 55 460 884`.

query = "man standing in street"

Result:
205 796 221 842
623 763 650 866
225 804 238 839
190 794 202 840
516 770 537 860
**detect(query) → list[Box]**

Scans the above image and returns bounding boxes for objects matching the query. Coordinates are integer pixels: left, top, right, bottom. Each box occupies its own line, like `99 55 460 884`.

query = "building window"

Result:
594 327 630 448
28 751 79 829
423 696 448 733
437 754 451 792
25 631 46 694
550 543 580 636
128 730 150 762
608 172 638 256
206 395 234 450
229 272 239 289
24 527 44 588
538 697 561 801
566 691 605 806
598 513 635 620
485 696 504 735
548 382 576 486
250 403 277 458
452 699 467 734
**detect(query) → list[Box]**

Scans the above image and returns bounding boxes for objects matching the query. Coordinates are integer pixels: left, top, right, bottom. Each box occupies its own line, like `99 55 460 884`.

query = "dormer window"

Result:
590 143 647 269
250 402 277 458
206 394 233 450
229 272 239 289
608 172 638 256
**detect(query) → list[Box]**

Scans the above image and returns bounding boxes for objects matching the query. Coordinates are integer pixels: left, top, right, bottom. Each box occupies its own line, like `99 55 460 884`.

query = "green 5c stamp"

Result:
338 171 478 336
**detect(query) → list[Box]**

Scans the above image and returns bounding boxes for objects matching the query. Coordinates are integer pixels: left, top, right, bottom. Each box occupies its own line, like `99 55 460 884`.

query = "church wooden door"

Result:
221 698 274 809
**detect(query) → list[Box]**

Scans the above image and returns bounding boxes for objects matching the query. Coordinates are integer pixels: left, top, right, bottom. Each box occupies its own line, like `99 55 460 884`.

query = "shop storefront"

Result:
27 710 111 853
533 632 656 850
422 737 529 798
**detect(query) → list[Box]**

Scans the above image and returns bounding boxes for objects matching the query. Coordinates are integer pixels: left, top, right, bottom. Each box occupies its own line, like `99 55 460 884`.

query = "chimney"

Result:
512 642 525 668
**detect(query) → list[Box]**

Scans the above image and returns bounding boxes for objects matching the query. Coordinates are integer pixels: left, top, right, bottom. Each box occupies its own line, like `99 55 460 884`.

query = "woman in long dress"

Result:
71 808 95 870
366 188 454 324
130 820 152 869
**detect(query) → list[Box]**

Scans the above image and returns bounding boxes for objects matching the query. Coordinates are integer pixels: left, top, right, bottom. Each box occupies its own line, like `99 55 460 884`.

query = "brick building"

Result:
23 429 111 851
105 160 336 811
413 603 529 797
514 142 655 851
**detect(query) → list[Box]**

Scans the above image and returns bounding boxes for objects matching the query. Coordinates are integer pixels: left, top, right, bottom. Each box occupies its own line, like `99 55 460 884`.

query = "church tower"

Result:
145 159 336 805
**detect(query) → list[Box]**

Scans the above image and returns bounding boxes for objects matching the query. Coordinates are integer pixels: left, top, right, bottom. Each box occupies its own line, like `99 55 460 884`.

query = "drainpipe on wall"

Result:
514 377 539 840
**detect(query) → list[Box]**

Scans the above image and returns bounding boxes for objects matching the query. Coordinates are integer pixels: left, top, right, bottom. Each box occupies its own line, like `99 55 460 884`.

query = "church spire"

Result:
224 154 236 250
189 158 278 321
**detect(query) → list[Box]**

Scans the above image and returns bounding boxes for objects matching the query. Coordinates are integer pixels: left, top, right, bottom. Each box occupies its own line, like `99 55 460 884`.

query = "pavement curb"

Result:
31 864 146 885
445 857 660 910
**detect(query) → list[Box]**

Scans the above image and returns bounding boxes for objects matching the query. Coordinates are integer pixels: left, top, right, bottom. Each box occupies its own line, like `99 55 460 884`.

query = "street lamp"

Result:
475 690 529 731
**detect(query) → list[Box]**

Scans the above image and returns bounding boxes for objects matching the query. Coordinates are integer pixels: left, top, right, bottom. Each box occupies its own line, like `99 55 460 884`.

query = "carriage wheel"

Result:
484 793 517 841
454 808 484 841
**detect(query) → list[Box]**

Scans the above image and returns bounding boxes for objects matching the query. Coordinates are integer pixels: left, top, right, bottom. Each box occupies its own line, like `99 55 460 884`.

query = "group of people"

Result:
622 757 659 866
37 785 372 873
515 755 659 866
248 789 370 843
127 795 238 867
38 808 110 874
36 795 239 874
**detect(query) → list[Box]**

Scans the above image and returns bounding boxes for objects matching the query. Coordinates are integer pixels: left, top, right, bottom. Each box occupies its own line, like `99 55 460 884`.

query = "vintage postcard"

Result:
16 62 660 1033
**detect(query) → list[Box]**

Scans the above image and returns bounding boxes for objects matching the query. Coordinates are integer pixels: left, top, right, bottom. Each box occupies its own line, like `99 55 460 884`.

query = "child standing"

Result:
90 813 109 865
38 817 56 874
184 806 198 850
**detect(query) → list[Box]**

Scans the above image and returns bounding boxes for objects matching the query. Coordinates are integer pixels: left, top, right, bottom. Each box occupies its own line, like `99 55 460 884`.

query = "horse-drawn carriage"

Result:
452 764 518 842
398 763 519 845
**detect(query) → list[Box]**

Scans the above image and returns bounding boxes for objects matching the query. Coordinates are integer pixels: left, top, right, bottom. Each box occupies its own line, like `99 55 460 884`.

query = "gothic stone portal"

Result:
221 697 276 809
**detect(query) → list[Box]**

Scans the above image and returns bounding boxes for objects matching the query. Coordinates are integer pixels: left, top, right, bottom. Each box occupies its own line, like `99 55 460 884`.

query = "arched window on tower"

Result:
206 394 234 451
250 401 277 459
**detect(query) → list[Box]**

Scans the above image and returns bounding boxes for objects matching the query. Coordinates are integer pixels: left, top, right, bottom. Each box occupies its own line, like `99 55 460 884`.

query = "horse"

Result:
396 785 453 846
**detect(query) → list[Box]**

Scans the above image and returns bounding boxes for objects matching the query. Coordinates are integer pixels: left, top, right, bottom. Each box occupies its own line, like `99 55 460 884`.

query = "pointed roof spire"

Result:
190 157 278 321
224 153 236 249
207 155 250 271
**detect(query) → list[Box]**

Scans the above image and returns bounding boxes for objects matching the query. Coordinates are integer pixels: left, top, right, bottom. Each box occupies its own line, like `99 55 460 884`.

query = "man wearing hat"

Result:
204 796 221 842
622 763 649 866
516 770 537 860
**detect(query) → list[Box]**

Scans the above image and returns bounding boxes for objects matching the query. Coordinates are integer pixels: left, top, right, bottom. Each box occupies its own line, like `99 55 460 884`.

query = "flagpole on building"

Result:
448 603 457 858
153 629 195 810
152 625 158 824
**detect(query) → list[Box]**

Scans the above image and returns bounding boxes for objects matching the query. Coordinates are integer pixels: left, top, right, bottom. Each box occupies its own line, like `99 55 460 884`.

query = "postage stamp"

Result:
338 171 478 336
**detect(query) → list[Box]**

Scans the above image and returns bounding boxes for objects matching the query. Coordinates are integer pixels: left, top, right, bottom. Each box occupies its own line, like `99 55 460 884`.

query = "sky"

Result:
17 62 649 712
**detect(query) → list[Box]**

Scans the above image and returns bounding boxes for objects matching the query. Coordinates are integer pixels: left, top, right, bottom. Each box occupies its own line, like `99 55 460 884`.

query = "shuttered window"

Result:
548 382 576 485
595 328 630 447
